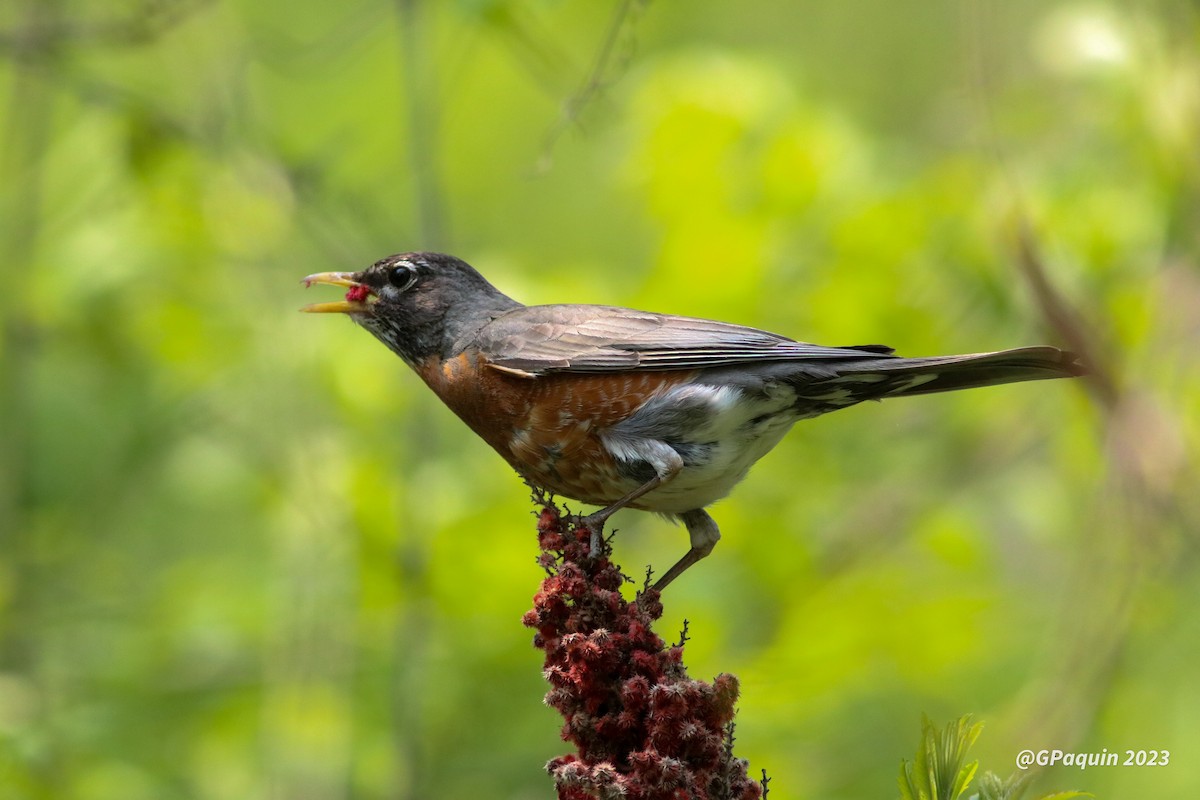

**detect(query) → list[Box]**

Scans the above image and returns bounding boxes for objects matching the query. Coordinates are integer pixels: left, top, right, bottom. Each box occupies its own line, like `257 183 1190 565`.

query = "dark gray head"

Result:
302 252 522 367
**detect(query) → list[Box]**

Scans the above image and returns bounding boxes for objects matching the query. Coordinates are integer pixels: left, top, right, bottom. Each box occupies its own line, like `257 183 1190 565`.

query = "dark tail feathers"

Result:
847 346 1086 398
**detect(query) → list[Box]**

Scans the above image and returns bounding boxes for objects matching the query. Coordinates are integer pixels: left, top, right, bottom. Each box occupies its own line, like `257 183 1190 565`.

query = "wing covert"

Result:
473 304 895 375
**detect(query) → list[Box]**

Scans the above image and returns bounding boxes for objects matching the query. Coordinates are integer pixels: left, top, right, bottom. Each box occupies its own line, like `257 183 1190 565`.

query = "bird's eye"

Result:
387 264 417 290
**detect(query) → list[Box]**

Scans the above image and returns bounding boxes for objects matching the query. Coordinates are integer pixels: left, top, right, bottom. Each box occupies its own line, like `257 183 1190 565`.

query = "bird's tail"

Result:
840 346 1085 399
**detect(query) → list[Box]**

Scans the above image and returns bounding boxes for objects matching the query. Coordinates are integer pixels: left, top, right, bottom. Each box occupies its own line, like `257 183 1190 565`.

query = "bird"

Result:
302 252 1084 591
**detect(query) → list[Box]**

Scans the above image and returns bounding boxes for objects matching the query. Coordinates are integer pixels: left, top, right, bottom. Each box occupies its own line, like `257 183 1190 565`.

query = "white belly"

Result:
599 381 800 514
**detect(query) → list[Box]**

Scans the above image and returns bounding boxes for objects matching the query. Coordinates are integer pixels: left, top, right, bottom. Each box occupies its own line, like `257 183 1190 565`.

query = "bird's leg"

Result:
579 450 684 557
652 509 721 592
579 473 666 557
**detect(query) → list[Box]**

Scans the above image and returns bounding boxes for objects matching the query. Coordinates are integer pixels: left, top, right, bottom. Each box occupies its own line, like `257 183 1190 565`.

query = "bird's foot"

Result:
574 473 669 560
577 509 611 559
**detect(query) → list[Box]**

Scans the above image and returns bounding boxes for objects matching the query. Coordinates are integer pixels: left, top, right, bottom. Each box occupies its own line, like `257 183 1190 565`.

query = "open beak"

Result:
300 272 372 314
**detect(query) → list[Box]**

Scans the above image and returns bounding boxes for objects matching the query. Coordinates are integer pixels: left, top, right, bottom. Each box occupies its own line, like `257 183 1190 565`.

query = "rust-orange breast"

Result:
414 351 697 504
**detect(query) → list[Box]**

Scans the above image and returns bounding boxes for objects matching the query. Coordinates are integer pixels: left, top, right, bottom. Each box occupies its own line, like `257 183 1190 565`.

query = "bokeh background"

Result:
2 1 1198 798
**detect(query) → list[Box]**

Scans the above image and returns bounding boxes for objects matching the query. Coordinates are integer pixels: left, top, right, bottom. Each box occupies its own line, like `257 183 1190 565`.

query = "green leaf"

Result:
899 715 984 800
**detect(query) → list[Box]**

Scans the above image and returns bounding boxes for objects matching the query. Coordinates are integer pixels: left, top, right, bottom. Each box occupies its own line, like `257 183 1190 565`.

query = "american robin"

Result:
302 252 1084 590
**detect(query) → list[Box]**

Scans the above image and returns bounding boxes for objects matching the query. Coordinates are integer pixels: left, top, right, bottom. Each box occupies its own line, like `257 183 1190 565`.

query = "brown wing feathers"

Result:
477 305 903 375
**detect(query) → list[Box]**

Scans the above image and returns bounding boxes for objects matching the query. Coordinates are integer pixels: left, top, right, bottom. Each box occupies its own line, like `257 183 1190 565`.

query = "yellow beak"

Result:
300 272 370 314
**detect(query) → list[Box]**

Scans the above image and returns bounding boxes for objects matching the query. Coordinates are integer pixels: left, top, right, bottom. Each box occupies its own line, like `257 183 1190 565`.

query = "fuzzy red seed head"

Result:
345 284 371 303
528 501 760 799
537 507 561 532
538 529 567 551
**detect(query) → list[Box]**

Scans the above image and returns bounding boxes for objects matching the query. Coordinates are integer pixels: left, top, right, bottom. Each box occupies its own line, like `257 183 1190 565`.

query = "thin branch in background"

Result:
481 1 578 104
0 0 66 789
1012 222 1119 408
965 8 1200 772
395 0 448 248
537 0 651 172
961 0 1162 759
1006 216 1199 753
0 0 213 59
1011 209 1195 527
963 1 1119 408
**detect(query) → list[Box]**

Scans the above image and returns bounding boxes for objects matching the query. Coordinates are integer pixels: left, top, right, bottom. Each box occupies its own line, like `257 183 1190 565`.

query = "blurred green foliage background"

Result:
2 1 1198 798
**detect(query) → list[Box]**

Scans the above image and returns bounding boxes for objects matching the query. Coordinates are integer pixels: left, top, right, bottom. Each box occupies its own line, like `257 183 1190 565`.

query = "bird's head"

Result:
302 251 521 367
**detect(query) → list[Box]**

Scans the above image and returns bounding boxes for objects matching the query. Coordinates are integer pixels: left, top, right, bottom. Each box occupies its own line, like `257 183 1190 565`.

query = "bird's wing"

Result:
473 304 895 376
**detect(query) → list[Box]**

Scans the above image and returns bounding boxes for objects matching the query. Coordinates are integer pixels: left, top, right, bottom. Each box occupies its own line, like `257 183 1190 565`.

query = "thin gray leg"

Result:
651 509 721 591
